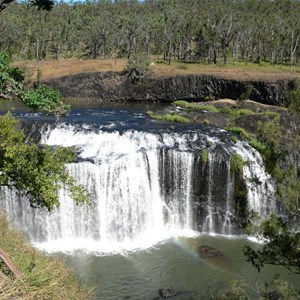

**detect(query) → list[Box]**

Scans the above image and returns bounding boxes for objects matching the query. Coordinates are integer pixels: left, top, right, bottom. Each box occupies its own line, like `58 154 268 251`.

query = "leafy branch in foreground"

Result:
0 112 89 211
243 214 300 275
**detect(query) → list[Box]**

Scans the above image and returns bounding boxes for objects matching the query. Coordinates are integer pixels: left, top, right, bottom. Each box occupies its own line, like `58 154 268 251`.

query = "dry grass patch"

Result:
14 58 300 82
0 210 91 300
15 58 127 81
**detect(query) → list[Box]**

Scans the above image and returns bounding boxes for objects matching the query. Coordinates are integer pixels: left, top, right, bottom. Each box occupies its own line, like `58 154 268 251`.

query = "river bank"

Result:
0 210 91 300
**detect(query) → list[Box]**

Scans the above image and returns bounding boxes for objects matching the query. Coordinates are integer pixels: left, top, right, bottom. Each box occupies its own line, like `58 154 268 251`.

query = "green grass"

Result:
175 100 219 112
230 108 255 118
261 111 281 119
201 149 209 164
230 153 245 174
225 126 249 139
0 211 91 300
249 139 267 153
147 111 190 123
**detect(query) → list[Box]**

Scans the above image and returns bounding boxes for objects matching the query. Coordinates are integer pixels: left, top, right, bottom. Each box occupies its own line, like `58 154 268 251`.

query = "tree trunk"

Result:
0 246 22 279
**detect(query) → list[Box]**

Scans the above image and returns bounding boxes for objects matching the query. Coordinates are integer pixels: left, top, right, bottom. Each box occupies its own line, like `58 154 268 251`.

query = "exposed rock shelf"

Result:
44 72 294 106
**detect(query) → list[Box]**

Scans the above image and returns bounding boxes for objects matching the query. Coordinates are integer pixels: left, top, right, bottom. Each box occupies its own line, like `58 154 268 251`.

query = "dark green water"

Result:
61 235 298 300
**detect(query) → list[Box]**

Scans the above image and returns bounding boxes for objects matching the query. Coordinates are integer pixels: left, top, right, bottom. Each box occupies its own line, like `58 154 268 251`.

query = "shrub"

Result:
124 53 150 83
249 139 267 152
238 84 253 100
204 94 216 101
23 85 70 116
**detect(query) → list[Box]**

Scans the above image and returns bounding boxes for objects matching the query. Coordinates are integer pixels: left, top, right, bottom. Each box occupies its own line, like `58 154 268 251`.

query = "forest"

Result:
1 0 300 67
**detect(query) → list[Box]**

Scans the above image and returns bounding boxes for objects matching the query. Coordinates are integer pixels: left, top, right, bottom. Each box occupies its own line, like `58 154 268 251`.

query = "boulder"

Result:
196 245 224 259
158 288 178 298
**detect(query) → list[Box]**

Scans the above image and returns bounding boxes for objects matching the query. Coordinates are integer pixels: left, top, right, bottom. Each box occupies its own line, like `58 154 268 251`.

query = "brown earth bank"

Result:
44 71 295 106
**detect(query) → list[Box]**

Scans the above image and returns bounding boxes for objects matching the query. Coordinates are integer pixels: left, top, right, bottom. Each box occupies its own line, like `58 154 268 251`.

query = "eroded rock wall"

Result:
44 72 293 106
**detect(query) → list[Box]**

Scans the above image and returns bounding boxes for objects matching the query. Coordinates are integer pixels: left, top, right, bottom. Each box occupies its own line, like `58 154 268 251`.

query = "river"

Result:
0 103 298 299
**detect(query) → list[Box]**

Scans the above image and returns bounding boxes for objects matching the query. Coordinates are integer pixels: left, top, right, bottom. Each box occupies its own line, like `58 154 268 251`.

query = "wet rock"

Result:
158 288 178 298
196 245 224 259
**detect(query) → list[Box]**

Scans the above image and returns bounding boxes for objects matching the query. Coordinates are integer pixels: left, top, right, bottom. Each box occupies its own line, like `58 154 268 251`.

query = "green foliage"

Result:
256 115 281 150
0 113 88 211
216 280 249 300
276 165 300 212
203 95 216 101
230 153 245 174
226 126 249 139
230 108 254 118
124 53 150 83
23 85 70 116
249 139 267 153
289 81 300 112
0 211 91 299
261 111 281 119
0 53 24 99
175 101 219 112
238 84 253 101
256 116 282 172
0 52 69 116
201 149 209 164
147 111 190 123
243 214 300 275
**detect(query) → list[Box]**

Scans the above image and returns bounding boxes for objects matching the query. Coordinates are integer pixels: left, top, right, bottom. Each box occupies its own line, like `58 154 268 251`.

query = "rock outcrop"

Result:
44 72 294 106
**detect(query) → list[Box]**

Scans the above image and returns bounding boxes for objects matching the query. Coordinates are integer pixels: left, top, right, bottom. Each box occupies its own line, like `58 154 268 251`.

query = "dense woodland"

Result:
1 0 300 66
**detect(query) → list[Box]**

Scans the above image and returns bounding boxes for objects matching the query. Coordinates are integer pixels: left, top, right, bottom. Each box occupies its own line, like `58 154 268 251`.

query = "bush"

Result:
249 139 267 152
23 85 70 116
0 52 25 99
238 84 253 100
124 53 150 83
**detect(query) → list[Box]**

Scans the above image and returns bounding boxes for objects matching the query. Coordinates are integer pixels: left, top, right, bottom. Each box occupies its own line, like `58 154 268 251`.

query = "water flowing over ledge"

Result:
0 122 276 254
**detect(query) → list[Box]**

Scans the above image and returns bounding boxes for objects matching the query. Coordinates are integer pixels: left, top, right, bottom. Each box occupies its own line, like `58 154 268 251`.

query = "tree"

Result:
0 113 88 211
243 214 300 275
0 0 53 12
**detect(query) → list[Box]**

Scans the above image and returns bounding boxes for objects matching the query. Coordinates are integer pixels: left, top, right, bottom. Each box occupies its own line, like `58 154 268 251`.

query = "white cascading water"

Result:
0 124 276 252
234 142 276 216
222 160 234 235
202 151 215 233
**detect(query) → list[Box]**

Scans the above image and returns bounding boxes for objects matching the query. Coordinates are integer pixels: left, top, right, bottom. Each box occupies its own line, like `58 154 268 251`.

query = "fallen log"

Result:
0 246 22 279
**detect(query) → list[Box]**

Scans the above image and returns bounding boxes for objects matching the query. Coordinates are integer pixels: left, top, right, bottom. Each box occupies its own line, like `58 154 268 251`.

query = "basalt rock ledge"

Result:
44 72 294 106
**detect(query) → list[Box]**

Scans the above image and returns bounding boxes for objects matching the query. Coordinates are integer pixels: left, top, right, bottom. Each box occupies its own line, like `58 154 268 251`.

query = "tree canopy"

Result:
1 0 300 67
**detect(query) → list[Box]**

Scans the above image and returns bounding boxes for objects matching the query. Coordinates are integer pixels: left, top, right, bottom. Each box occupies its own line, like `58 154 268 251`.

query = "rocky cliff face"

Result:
44 72 293 106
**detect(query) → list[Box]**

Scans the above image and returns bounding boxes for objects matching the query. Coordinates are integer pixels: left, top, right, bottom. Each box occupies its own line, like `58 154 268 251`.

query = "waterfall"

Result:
0 123 276 252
